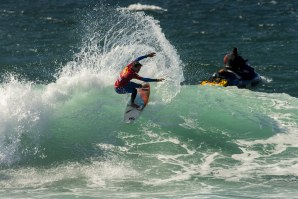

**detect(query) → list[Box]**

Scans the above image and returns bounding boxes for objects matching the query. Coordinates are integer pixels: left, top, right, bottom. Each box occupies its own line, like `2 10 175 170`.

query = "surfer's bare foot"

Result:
131 103 140 109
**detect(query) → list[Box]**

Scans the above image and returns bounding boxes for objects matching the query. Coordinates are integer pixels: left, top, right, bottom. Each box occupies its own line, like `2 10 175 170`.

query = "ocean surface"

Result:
1 0 298 198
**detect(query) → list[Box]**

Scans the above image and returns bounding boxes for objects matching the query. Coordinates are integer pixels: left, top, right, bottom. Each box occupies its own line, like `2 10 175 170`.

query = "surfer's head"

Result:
132 61 142 73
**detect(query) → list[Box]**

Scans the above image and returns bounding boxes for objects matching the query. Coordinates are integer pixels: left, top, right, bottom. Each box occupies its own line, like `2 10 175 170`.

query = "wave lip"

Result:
125 3 167 12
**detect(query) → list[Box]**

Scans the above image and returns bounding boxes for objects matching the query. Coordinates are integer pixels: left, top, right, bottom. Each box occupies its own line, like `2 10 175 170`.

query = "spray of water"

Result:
60 5 184 102
0 5 184 166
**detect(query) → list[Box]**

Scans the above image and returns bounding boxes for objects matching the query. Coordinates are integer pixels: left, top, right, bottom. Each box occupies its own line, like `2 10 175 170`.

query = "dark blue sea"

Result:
1 1 298 198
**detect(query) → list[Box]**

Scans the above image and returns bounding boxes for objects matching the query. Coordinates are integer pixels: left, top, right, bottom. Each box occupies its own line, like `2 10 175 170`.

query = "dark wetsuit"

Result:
223 53 255 80
224 53 246 72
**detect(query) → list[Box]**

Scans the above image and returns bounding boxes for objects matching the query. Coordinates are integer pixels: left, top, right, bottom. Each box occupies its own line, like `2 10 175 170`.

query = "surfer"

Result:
114 52 164 108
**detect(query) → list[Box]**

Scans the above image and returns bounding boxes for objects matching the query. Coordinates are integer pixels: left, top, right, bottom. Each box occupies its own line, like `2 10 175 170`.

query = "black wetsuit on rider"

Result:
223 47 255 80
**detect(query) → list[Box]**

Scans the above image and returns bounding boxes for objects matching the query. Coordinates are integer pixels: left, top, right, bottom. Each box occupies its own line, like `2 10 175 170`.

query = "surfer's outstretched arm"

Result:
140 77 165 82
134 52 156 62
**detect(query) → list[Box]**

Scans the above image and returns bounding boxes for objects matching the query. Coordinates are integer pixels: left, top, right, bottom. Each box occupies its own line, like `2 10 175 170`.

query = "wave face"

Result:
1 3 298 199
1 83 298 198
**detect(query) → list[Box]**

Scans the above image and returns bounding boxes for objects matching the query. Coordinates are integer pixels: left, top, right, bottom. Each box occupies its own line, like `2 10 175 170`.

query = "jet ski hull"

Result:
200 68 262 88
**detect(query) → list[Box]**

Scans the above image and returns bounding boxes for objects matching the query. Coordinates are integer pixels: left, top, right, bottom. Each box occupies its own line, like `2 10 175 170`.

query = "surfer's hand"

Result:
157 78 165 82
147 52 156 57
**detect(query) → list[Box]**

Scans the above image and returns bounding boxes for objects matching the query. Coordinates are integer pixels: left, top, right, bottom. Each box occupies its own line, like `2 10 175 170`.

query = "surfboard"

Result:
123 83 150 123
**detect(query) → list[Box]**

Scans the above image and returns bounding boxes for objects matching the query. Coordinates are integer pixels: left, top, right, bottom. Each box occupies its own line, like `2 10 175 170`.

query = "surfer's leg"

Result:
115 87 127 94
115 82 141 94
126 82 142 108
115 82 142 108
131 89 138 108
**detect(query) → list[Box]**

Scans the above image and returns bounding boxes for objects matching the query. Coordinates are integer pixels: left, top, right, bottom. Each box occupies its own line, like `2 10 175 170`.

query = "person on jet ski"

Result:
223 47 255 80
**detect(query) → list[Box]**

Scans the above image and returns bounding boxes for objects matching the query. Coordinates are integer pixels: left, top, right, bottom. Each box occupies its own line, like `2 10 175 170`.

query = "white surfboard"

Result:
123 83 150 123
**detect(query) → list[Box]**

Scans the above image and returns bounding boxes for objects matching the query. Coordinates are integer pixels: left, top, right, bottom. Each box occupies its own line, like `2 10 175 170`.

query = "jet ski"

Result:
200 64 261 88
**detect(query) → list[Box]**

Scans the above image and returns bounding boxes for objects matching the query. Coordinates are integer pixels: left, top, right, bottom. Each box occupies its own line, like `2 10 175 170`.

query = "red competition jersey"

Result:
114 62 142 88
